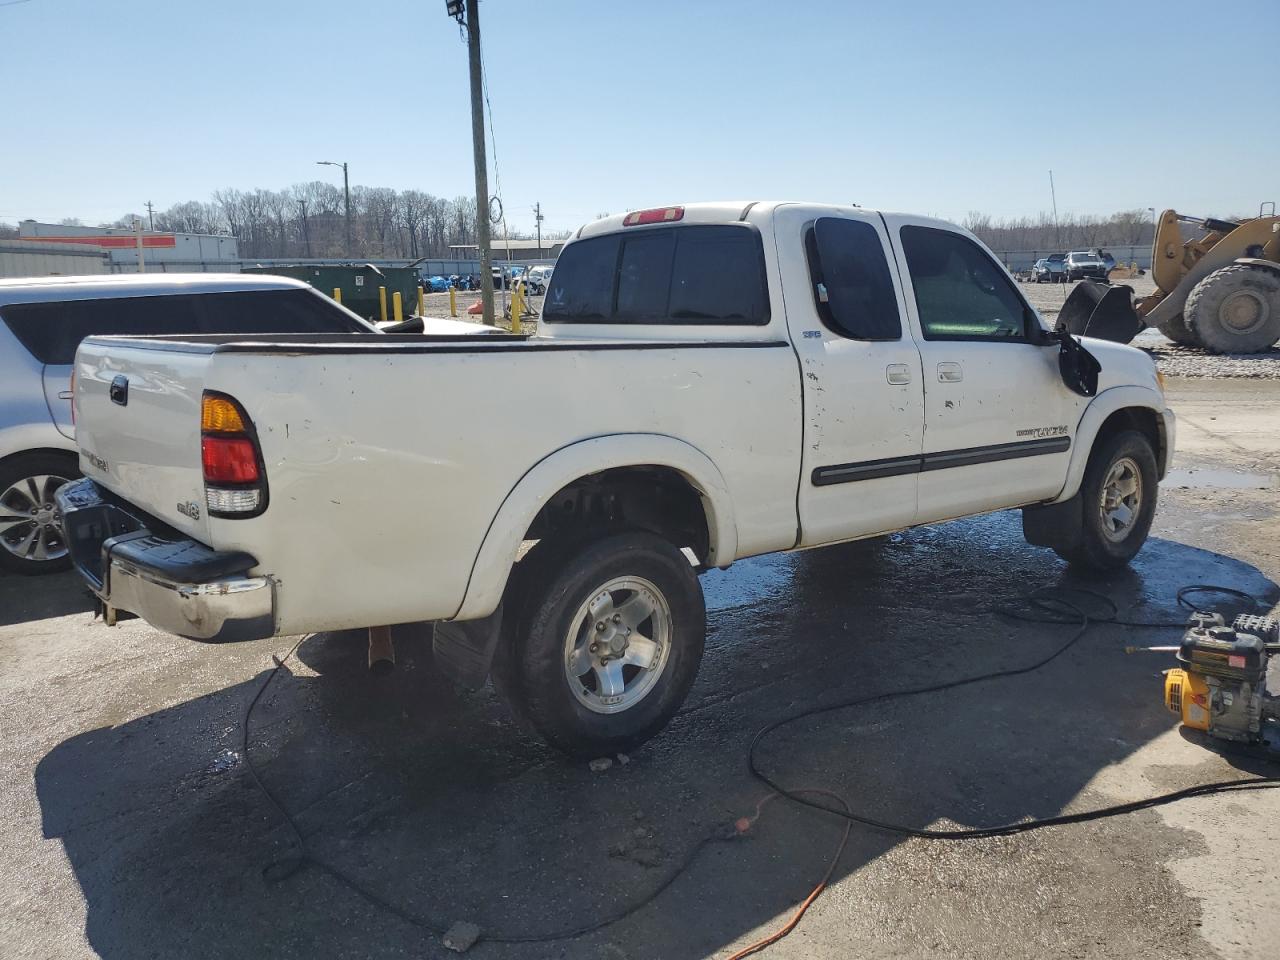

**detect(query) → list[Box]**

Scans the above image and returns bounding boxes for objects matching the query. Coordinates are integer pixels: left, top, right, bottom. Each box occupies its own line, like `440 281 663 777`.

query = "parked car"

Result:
0 274 377 575
59 202 1173 757
1030 258 1067 283
1066 251 1110 281
525 265 554 295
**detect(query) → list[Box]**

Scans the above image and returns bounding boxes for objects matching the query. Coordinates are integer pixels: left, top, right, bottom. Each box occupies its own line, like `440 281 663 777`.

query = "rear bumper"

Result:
54 478 275 642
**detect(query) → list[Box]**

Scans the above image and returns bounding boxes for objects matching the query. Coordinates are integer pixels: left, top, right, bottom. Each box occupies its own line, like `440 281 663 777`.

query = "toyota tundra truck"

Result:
57 202 1174 757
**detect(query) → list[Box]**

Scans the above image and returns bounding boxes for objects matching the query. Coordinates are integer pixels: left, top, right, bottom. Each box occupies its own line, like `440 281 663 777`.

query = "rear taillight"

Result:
201 392 267 517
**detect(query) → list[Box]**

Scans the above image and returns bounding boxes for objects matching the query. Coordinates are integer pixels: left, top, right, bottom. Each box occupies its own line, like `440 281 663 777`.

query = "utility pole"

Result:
533 201 544 257
298 198 312 258
1048 170 1060 248
145 200 154 231
450 0 494 326
133 218 146 273
316 160 352 257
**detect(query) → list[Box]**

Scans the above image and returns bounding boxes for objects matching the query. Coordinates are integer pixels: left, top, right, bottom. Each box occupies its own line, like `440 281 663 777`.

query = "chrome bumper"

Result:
54 478 275 642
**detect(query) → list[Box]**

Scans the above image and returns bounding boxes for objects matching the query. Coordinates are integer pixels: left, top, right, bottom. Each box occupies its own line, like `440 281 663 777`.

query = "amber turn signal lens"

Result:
202 395 246 433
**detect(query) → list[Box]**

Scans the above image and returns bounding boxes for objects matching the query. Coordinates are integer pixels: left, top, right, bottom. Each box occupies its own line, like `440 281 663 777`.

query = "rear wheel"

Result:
1185 264 1280 354
0 452 79 576
492 531 705 758
1053 430 1157 571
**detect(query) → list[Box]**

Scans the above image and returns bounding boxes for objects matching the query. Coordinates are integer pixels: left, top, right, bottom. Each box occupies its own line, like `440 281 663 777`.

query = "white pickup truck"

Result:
58 202 1174 757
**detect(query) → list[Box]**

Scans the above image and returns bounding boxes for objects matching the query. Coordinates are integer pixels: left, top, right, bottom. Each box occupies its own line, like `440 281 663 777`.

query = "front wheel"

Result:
492 531 705 758
1053 429 1158 571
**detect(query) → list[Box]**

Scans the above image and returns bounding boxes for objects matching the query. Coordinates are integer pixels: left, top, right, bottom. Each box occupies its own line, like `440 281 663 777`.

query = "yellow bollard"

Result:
417 284 425 316
393 291 403 323
378 286 388 323
510 284 524 333
449 286 457 317
333 287 342 304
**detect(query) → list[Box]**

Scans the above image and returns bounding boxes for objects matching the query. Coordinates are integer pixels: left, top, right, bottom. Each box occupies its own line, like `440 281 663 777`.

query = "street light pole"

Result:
317 160 352 257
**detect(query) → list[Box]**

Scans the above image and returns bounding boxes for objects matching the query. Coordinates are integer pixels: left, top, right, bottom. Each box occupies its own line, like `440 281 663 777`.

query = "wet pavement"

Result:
2 378 1279 960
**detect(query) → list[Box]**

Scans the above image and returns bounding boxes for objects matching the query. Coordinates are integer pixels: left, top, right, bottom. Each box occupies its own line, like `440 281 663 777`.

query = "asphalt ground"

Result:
2 377 1278 960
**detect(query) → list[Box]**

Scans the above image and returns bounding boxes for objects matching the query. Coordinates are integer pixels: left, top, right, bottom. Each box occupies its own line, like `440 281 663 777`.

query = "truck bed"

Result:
72 332 802 634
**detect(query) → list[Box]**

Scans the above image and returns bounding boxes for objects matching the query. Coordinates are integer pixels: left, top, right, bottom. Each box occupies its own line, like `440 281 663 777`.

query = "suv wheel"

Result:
0 452 80 576
1053 430 1158 570
492 531 705 758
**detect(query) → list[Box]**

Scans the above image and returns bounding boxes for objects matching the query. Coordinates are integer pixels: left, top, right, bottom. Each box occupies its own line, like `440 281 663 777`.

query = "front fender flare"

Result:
1052 385 1172 503
452 434 738 622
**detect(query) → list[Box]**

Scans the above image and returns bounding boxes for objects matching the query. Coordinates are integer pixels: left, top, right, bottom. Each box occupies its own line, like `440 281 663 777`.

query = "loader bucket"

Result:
1056 280 1145 344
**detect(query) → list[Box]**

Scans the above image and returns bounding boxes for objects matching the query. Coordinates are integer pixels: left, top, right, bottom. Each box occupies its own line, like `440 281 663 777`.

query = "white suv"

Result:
0 274 375 575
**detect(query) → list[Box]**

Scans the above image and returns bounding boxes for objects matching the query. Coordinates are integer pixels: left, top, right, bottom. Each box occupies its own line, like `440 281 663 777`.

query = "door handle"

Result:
937 362 963 383
57 390 74 400
886 363 912 385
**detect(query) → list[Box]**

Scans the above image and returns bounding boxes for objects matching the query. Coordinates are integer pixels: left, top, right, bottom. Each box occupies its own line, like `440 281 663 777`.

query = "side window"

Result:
196 290 370 333
804 217 902 340
1 296 197 365
544 235 619 321
615 232 674 322
900 226 1033 341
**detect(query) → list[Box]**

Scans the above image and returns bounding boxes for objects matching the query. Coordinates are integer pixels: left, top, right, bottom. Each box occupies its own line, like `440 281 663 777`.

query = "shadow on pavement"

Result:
34 511 1279 959
0 569 94 628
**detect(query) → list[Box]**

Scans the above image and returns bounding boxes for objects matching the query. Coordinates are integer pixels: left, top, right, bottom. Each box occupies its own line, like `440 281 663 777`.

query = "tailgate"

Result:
73 338 212 542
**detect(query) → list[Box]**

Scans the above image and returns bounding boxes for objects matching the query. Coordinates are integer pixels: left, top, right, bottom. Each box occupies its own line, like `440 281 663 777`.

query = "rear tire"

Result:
1053 430 1157 571
0 451 80 576
1155 311 1200 346
1185 264 1280 354
492 531 705 758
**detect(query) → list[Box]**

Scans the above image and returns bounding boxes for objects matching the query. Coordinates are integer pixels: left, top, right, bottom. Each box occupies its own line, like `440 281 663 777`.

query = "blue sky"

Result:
2 0 1276 234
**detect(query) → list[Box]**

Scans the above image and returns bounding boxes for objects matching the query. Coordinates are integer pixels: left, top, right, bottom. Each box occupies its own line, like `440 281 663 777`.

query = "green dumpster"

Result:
242 264 420 321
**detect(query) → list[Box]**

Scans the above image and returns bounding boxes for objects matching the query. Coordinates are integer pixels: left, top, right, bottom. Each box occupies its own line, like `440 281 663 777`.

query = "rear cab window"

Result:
0 288 372 365
544 224 769 325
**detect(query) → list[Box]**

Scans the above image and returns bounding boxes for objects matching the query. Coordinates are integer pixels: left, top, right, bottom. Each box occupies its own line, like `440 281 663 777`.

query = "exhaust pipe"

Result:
1057 280 1146 344
368 625 395 675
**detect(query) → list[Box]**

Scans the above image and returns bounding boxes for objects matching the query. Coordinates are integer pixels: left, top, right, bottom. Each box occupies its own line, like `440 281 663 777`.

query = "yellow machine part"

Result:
1165 668 1211 731
1141 210 1280 323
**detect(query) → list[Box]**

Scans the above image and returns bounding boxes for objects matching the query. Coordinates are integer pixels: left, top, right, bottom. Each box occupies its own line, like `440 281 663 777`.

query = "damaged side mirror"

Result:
1047 327 1102 397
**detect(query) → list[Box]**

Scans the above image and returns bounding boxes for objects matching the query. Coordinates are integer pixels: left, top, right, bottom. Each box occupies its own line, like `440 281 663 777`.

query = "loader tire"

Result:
1185 264 1280 354
1155 311 1199 347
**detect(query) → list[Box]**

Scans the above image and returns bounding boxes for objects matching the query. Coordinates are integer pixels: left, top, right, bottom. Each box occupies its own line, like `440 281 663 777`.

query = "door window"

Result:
804 218 902 340
900 226 1034 341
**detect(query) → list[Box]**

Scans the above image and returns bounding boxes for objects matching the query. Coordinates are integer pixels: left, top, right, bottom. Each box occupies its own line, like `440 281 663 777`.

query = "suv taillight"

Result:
201 392 267 517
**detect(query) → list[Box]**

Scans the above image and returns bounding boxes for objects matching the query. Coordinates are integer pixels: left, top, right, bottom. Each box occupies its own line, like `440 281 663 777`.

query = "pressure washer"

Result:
1157 611 1280 746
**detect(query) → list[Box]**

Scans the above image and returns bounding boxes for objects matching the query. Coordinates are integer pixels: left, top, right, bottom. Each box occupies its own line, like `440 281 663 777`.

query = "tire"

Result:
0 451 80 576
492 531 705 758
1053 429 1157 571
1155 311 1200 346
1185 264 1280 354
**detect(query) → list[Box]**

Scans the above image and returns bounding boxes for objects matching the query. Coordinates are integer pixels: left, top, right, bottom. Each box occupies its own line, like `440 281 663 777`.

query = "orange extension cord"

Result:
723 790 853 960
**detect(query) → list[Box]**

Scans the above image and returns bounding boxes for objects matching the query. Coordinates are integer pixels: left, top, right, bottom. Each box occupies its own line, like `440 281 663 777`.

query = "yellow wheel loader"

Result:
1060 204 1280 353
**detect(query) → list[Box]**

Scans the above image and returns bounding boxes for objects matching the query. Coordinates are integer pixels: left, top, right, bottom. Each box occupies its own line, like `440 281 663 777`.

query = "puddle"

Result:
1163 467 1273 490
